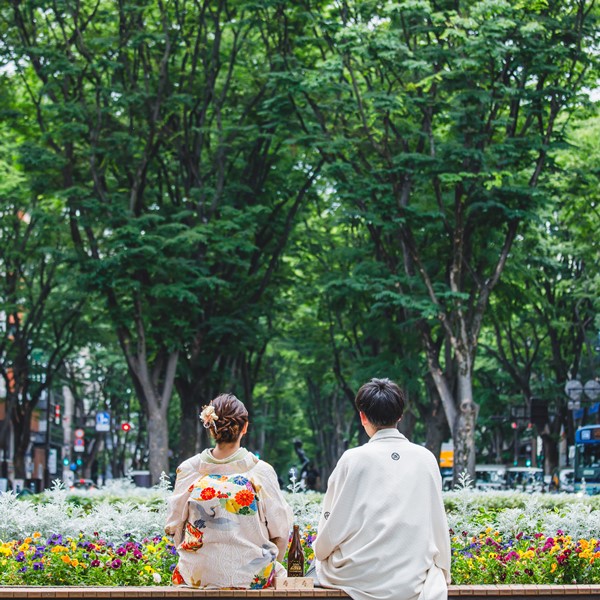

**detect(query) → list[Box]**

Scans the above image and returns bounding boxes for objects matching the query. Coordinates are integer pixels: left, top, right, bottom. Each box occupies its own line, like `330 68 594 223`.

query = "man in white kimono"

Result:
312 378 451 600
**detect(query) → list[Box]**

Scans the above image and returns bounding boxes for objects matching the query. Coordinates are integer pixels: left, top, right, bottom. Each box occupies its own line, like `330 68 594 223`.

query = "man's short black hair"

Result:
355 378 405 428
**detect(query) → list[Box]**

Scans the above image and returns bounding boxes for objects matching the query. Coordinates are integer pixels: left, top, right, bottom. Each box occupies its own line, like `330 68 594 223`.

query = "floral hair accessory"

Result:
200 404 219 431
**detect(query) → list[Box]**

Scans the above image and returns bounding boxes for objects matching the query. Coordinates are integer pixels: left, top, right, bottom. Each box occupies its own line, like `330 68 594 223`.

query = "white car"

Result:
475 465 507 491
505 467 545 492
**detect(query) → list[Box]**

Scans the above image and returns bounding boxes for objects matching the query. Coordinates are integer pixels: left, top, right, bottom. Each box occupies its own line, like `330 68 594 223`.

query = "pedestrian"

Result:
165 393 293 588
310 378 451 600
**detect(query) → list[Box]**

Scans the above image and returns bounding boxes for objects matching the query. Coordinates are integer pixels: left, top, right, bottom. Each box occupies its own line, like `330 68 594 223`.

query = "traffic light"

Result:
76 458 83 466
511 421 518 429
63 457 70 466
121 422 132 432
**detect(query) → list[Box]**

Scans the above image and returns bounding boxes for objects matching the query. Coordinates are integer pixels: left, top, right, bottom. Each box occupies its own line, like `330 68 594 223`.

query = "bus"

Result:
574 425 600 494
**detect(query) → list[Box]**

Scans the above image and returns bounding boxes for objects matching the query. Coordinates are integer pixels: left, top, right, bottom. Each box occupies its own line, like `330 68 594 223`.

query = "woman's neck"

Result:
211 442 241 460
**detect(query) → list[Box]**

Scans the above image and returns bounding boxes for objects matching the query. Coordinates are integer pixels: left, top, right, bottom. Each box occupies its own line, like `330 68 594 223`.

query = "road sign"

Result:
95 411 111 432
584 380 600 401
74 438 85 453
565 379 583 401
74 428 85 439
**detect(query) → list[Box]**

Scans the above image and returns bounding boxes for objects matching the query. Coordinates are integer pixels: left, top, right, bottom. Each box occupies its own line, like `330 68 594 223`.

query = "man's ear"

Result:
359 411 369 427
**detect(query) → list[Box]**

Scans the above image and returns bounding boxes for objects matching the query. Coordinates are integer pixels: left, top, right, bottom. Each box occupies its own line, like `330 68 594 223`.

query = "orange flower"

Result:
235 489 255 506
200 487 216 500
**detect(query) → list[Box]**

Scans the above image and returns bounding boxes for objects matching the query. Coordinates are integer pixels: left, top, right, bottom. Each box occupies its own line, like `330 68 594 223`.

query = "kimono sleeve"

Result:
164 462 200 546
313 453 354 561
256 462 293 561
431 468 451 584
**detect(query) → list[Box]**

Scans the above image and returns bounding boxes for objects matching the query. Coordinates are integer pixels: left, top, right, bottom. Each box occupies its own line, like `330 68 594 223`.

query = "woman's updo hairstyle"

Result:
204 393 249 444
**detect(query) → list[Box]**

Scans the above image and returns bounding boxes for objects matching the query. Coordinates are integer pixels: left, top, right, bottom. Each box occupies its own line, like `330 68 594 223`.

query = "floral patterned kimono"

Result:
165 449 293 589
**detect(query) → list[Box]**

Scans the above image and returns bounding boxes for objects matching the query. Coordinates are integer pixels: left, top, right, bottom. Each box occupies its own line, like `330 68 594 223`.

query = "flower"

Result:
234 490 255 507
200 487 216 500
200 404 219 431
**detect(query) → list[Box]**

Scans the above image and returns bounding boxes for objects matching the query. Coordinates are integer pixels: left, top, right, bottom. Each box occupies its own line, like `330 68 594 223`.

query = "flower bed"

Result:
2 480 600 585
0 533 176 585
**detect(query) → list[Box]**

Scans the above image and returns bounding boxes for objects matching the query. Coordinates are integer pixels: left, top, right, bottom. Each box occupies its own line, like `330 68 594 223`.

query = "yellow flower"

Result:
61 555 71 564
18 543 29 552
70 558 79 567
33 532 41 539
142 565 155 573
0 547 11 557
24 537 32 544
551 563 557 573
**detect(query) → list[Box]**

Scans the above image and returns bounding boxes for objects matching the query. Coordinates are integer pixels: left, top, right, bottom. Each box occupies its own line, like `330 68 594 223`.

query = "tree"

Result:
287 0 598 480
1 0 324 481
0 115 82 481
481 110 600 473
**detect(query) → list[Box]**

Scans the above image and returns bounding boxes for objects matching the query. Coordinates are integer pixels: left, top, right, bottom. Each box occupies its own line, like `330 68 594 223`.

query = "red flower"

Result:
235 489 255 506
201 487 216 500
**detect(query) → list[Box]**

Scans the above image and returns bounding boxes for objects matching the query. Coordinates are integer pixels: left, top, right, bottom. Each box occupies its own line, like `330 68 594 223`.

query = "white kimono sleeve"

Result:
314 453 354 561
164 463 200 546
431 469 452 584
256 462 293 561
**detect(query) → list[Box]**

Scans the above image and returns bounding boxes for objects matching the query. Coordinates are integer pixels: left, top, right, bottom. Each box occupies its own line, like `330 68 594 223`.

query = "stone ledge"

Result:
1 587 600 599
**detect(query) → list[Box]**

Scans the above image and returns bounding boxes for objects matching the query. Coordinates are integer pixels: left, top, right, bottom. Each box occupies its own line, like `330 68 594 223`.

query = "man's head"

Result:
355 378 405 428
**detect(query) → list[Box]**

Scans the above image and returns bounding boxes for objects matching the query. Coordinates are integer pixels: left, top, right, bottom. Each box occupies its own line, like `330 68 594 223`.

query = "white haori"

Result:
314 428 451 600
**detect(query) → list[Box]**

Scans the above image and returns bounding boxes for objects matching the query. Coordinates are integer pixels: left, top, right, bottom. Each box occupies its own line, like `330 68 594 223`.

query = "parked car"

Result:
475 464 507 491
505 466 545 492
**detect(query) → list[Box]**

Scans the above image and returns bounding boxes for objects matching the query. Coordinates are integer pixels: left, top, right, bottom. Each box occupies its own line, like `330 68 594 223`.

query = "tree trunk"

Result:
176 382 200 462
452 371 479 485
147 411 169 483
122 344 179 484
11 400 33 481
421 375 450 459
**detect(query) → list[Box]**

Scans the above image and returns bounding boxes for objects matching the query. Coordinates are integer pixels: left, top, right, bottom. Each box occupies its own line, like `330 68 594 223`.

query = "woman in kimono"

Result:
312 378 451 600
165 393 293 589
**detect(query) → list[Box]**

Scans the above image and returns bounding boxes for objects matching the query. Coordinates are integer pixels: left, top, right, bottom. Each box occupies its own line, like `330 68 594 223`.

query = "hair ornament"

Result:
200 404 219 431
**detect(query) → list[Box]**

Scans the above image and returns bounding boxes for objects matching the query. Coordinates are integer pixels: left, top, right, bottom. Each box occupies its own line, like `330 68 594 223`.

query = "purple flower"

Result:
15 551 25 562
18 566 27 573
111 559 122 569
116 547 127 556
90 559 101 568
48 533 63 545
33 562 44 571
133 550 143 560
169 564 176 572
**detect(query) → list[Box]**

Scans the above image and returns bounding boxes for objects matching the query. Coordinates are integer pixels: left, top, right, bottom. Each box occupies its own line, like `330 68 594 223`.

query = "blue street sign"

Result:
95 411 111 432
